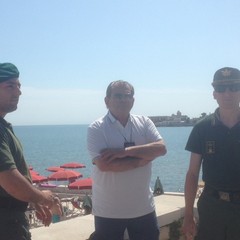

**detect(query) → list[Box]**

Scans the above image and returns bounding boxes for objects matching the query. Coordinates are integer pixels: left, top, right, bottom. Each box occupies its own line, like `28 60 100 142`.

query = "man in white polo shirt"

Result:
87 80 167 240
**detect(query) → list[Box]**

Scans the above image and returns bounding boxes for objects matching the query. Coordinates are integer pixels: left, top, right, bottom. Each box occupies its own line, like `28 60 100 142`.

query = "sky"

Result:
1 0 240 125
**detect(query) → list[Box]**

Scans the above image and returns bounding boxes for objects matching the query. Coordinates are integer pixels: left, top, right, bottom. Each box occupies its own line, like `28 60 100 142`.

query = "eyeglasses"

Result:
112 93 133 100
214 84 240 93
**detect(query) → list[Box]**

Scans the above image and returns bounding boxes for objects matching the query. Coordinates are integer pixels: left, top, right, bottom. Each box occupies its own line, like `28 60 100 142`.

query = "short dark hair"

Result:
106 80 134 97
0 63 19 83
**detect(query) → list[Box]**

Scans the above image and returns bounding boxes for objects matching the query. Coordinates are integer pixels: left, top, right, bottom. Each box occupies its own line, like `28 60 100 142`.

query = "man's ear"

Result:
104 96 109 108
213 91 216 100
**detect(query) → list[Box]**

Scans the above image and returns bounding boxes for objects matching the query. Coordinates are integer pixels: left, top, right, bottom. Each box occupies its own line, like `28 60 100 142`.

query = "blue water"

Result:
13 125 193 192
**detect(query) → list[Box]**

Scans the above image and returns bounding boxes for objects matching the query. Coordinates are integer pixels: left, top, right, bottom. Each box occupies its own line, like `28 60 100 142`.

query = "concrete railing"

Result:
31 193 198 240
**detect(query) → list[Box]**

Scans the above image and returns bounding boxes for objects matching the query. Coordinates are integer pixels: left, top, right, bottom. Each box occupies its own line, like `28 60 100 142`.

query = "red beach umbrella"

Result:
60 162 86 169
30 170 39 175
46 166 65 172
48 170 82 182
68 178 93 190
31 174 48 183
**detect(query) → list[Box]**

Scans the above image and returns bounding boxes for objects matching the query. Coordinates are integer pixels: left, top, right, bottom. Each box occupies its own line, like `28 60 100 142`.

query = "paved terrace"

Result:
31 193 198 240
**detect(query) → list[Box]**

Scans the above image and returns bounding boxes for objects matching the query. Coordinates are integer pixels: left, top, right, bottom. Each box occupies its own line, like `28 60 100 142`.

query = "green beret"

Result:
0 63 19 83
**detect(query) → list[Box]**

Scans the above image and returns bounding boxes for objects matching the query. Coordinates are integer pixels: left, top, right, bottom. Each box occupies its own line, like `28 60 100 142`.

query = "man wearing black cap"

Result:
0 63 62 240
183 67 240 240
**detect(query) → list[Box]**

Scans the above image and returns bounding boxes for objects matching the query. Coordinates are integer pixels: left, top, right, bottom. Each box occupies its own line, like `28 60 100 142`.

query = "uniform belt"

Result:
0 197 28 211
203 185 240 203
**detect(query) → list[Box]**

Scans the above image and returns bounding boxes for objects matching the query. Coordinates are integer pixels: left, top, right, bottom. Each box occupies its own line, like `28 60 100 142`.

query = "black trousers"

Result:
92 211 159 240
197 193 240 240
0 209 31 240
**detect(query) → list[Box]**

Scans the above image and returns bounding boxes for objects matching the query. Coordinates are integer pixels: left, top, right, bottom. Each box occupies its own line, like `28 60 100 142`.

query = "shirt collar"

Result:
210 108 222 126
0 117 14 131
0 117 10 126
212 107 240 127
107 111 132 125
107 111 117 123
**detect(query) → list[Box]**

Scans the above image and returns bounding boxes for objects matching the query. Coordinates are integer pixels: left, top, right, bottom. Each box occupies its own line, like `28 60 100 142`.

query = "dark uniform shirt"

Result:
185 108 240 191
0 117 31 207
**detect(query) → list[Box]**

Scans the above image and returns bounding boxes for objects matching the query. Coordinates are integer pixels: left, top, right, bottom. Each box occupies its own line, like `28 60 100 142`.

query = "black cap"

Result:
212 67 240 86
0 63 19 83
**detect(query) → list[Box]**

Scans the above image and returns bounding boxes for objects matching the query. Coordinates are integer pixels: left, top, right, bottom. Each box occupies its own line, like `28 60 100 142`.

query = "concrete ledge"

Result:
31 214 94 240
155 193 185 227
31 193 196 240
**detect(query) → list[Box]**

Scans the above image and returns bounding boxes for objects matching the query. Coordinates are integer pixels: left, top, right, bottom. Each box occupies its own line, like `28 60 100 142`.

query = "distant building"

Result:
149 111 207 127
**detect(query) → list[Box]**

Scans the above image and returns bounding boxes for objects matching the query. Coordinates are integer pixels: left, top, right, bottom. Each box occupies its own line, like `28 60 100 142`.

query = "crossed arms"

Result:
93 140 167 172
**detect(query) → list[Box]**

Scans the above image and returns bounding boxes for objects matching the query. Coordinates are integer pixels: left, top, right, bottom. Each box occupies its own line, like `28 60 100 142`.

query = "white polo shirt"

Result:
87 112 162 218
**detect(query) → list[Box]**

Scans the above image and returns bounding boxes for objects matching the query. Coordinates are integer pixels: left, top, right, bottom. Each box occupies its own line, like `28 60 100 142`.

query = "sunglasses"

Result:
214 84 240 93
112 93 133 100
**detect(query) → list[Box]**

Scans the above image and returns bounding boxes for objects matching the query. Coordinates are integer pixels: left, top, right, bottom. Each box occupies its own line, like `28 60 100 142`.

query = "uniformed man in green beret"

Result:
0 63 62 240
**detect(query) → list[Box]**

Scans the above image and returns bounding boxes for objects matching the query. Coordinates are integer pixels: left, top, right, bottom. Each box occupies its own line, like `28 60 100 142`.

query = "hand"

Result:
34 203 52 227
100 148 126 162
182 215 197 240
34 195 63 227
41 190 55 208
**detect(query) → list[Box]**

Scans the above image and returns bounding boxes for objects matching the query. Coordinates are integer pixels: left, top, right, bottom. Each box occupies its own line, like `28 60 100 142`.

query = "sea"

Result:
13 125 196 193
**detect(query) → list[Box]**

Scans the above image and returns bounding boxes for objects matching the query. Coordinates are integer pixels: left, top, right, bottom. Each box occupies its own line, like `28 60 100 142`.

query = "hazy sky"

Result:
1 0 239 125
